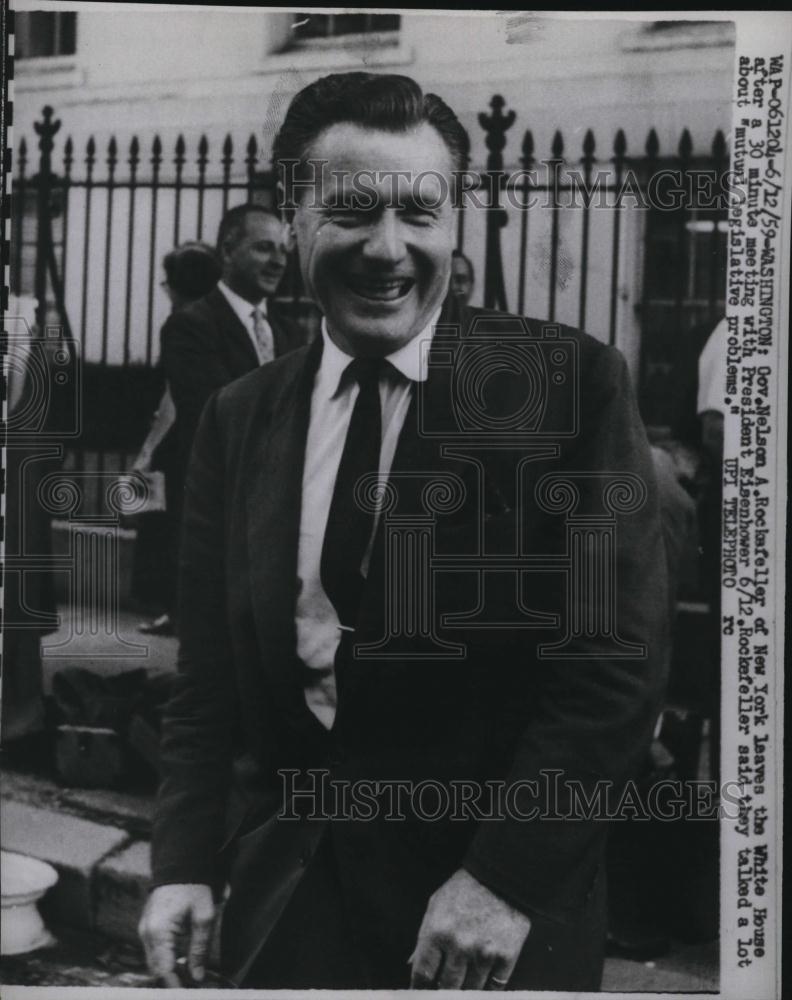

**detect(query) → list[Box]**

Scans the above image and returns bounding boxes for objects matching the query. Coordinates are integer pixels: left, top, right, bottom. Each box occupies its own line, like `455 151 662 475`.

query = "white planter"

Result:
1 851 59 956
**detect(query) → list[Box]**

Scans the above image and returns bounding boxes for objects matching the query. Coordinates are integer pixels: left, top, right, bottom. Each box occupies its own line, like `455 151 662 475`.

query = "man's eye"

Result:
403 207 437 225
329 210 367 227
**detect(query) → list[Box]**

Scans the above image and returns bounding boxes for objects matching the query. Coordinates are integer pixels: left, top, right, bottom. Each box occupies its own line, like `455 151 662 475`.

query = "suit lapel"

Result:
207 286 259 370
358 299 482 637
385 294 476 514
246 337 322 713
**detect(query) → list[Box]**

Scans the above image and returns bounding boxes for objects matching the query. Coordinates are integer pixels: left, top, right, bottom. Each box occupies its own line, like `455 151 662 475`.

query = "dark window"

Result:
290 12 400 44
646 20 719 33
14 11 77 59
639 203 728 432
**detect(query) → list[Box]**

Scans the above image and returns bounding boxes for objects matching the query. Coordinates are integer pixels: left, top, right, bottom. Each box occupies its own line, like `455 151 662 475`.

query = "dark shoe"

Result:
137 614 174 636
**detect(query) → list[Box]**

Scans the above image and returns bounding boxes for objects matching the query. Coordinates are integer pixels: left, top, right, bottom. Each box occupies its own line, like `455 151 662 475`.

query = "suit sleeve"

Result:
150 391 238 891
160 309 238 472
463 346 670 924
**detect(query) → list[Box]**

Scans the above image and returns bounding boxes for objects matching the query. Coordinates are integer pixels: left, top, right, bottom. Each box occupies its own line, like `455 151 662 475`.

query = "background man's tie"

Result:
251 307 275 364
320 358 384 630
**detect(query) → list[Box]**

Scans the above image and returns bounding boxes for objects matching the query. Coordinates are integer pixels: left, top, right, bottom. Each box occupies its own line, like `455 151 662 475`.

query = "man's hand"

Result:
409 869 532 990
138 883 216 987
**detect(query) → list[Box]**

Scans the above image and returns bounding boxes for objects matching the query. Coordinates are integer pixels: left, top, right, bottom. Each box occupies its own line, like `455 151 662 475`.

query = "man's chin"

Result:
328 312 424 356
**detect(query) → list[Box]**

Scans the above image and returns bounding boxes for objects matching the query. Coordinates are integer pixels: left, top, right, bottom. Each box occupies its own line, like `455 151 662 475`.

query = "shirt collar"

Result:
217 280 267 327
318 308 442 401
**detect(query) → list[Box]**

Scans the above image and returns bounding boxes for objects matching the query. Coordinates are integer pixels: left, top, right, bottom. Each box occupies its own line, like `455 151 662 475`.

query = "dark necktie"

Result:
320 357 384 629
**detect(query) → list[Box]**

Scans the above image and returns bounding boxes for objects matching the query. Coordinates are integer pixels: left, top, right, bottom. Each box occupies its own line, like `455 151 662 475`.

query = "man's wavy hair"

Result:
272 72 467 206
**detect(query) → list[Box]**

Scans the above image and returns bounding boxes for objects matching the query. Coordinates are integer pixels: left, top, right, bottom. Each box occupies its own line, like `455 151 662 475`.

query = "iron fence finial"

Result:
678 128 692 161
582 129 596 162
478 94 516 162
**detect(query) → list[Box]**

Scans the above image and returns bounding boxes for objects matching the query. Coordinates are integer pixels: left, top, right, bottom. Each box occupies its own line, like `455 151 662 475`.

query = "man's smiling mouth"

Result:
345 275 415 302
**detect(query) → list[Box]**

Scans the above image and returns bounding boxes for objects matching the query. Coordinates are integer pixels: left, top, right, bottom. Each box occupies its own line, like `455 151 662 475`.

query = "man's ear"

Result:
218 237 232 270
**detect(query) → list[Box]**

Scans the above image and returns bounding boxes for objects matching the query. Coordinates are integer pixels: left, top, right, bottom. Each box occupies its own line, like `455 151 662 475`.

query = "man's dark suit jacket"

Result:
152 297 669 989
159 285 307 477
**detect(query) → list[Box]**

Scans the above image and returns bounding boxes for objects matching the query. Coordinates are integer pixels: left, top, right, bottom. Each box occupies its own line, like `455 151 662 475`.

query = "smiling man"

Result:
290 118 455 355
140 73 668 991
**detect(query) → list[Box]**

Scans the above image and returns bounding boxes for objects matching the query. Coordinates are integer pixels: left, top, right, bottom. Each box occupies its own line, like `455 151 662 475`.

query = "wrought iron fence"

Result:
8 99 730 512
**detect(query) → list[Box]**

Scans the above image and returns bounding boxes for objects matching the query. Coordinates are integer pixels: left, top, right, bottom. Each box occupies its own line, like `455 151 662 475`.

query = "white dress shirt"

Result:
296 311 440 729
697 317 728 417
217 280 273 364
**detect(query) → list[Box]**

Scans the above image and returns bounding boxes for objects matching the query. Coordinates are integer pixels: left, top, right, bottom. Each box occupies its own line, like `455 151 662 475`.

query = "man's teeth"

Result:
349 278 412 300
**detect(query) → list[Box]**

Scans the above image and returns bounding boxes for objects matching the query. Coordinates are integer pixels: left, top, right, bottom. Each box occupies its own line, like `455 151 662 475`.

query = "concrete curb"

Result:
1 799 149 934
1 775 225 963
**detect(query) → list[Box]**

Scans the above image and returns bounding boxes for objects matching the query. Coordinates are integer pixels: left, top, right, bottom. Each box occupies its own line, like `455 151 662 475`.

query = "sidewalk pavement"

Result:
39 604 180 690
2 606 719 990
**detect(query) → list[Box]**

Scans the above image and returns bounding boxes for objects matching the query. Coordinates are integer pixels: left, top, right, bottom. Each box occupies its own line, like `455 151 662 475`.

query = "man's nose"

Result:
362 211 406 263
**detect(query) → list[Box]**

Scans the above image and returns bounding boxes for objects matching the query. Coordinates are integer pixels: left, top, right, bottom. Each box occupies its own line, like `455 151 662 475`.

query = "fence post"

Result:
12 137 27 294
548 130 564 322
517 129 534 316
30 106 74 340
709 129 727 326
33 106 60 330
478 95 515 311
608 129 627 346
637 128 659 398
672 129 692 348
578 129 596 330
456 125 471 250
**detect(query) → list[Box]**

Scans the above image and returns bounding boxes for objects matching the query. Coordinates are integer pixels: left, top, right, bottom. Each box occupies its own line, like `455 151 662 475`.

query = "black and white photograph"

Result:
1 6 788 997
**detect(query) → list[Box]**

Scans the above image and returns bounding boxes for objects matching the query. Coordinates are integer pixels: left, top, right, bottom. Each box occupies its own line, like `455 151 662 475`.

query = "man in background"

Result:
160 204 307 479
449 248 475 305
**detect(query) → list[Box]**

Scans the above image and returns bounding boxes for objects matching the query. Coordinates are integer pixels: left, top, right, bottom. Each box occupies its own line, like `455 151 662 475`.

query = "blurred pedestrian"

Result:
133 243 222 635
449 248 475 305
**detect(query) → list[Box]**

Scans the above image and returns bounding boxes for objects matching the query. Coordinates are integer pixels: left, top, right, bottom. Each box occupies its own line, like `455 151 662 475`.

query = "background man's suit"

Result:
152 296 669 990
159 285 306 479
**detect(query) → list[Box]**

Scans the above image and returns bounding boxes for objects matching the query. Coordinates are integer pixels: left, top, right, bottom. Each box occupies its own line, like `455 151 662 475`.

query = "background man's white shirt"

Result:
217 279 273 364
